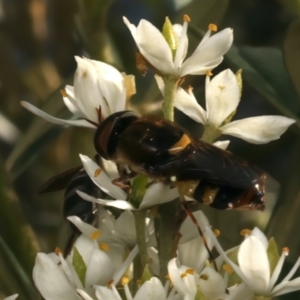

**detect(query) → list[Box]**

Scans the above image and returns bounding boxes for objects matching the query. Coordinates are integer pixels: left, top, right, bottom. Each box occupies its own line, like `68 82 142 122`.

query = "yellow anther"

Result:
55 247 63 255
240 229 252 236
60 89 67 97
94 168 102 177
208 23 218 32
223 264 234 274
99 243 110 251
214 229 220 237
282 247 290 255
183 14 191 23
181 272 187 278
165 274 170 280
90 230 101 240
121 276 130 286
185 268 195 275
199 274 208 280
206 70 213 76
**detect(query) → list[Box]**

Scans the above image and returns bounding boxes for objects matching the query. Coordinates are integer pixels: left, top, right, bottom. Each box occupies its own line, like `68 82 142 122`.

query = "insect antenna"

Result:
176 182 218 272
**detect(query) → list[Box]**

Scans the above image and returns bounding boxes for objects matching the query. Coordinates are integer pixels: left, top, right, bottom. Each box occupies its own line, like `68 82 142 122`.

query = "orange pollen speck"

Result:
181 272 187 278
223 264 234 274
165 274 170 279
208 23 217 32
55 247 62 255
282 247 289 255
214 229 221 236
60 89 68 97
94 168 102 177
183 14 191 23
206 70 213 76
240 229 252 236
218 85 226 90
107 279 114 287
90 230 101 240
99 243 110 251
136 279 142 286
121 276 130 285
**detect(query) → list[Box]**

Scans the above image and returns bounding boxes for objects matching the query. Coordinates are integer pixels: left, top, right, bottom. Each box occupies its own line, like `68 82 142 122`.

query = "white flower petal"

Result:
206 69 240 127
180 28 233 76
63 95 83 117
76 289 94 300
115 211 136 246
85 248 114 290
129 18 174 74
168 258 189 296
238 236 270 294
95 285 121 300
139 183 178 209
272 277 300 296
84 58 126 116
79 154 127 200
67 216 100 240
21 101 95 128
213 140 230 150
174 86 207 125
173 21 188 70
135 278 167 300
72 234 96 264
198 267 226 299
221 116 295 144
250 227 268 249
173 24 188 68
4 294 18 300
77 191 135 210
33 253 81 300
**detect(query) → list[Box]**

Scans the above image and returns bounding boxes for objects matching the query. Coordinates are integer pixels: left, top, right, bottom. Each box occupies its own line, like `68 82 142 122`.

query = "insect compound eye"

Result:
94 110 138 160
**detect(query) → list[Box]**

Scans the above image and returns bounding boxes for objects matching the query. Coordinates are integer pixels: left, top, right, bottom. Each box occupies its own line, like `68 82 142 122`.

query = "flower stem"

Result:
154 199 180 282
133 209 148 270
202 123 222 144
162 76 180 121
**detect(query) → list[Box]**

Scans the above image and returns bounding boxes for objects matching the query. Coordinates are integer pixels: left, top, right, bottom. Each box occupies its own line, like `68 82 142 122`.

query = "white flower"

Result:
123 16 233 77
77 154 178 210
33 235 124 299
93 277 181 300
168 258 227 300
178 211 213 273
170 69 295 144
207 226 300 298
4 295 18 300
21 57 128 128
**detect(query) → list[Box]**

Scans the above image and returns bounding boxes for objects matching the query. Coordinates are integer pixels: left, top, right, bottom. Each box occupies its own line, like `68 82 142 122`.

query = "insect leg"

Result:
176 181 218 272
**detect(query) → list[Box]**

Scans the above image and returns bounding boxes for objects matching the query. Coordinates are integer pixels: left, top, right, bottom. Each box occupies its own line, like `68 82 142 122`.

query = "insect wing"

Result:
158 139 265 189
38 166 83 194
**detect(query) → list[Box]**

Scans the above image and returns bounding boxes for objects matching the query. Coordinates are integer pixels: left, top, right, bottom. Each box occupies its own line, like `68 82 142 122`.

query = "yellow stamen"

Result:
181 272 187 278
240 229 252 236
185 268 195 275
90 230 101 240
183 14 191 22
214 229 220 236
223 264 234 274
165 274 170 280
94 168 101 177
208 23 217 31
55 247 62 255
206 70 213 76
282 247 289 255
121 276 130 285
99 243 110 251
60 89 67 97
199 274 208 280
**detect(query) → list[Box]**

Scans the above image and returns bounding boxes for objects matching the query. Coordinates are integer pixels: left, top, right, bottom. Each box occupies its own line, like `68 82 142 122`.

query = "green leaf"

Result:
267 237 280 275
72 247 87 286
284 19 300 99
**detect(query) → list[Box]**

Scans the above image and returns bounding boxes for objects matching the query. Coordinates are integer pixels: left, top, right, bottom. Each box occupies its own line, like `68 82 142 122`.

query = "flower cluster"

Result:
14 14 299 300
